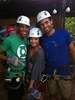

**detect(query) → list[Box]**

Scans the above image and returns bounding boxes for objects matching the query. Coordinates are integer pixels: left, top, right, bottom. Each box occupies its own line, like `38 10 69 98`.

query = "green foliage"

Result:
65 17 75 60
65 17 75 43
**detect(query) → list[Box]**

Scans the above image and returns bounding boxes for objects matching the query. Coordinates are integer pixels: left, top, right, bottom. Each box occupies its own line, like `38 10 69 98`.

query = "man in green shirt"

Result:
0 15 30 100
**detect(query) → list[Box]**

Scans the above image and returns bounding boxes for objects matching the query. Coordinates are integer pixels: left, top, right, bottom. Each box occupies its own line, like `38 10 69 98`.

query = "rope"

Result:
6 78 22 90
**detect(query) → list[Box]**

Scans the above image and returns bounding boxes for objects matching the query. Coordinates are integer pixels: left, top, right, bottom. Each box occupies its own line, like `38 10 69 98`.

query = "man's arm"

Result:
69 42 75 76
69 42 75 65
0 48 7 61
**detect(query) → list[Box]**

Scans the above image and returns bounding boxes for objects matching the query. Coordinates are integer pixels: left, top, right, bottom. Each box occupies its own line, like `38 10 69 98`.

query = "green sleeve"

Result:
0 37 11 51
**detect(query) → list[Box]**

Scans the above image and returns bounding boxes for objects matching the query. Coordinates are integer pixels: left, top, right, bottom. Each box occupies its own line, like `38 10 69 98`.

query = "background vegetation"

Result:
65 17 75 44
65 17 75 61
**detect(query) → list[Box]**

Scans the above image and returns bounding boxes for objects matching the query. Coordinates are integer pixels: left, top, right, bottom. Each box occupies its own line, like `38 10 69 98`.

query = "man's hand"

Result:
72 70 75 78
7 56 25 66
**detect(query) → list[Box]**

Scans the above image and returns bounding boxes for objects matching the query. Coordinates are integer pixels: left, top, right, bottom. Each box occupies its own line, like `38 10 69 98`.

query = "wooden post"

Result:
59 0 67 28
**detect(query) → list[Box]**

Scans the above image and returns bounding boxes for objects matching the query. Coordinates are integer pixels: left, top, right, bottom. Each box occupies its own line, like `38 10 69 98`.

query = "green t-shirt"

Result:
0 34 28 77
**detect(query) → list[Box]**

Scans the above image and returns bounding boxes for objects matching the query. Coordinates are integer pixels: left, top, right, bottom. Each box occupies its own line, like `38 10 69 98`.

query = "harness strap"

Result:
9 67 25 72
6 78 23 90
56 64 69 70
47 64 70 70
47 74 71 81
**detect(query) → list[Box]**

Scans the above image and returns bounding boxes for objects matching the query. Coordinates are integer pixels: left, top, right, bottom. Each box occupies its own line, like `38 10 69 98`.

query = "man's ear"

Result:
51 19 53 25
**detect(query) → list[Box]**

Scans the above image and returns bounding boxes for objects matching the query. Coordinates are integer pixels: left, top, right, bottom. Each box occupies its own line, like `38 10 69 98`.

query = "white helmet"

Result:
29 27 42 38
37 10 51 23
16 15 30 26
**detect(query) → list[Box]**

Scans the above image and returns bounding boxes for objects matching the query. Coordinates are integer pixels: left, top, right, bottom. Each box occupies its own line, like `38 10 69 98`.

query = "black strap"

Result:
47 64 70 70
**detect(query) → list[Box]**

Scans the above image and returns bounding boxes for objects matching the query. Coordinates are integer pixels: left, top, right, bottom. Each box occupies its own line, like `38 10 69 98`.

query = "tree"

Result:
65 17 75 43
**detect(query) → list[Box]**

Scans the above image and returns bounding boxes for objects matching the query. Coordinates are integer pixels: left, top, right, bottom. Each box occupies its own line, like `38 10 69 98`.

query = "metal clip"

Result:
54 69 57 74
41 74 48 82
4 78 12 83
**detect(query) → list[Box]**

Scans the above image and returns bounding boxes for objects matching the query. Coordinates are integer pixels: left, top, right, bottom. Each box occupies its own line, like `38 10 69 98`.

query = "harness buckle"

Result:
53 69 57 74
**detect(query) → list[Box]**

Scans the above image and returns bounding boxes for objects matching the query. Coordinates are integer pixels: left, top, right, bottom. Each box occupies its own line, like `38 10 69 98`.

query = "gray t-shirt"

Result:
27 47 45 86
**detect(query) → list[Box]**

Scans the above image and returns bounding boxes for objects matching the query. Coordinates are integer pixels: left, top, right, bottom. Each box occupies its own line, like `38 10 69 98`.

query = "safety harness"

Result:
26 75 48 100
47 64 75 81
4 67 26 90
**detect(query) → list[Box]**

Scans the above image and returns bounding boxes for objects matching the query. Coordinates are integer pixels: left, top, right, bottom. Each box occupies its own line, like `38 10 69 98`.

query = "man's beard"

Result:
46 24 53 35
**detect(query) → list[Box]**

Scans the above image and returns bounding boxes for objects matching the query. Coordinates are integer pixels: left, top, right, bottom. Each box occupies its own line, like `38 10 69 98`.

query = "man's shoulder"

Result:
56 28 68 32
55 29 69 35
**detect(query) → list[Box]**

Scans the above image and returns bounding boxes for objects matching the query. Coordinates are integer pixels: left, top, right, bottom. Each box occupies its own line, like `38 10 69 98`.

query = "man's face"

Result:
39 18 53 34
17 24 29 38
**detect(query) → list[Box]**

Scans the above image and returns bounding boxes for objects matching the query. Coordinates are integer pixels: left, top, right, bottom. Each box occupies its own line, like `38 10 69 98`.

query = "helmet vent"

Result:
44 11 47 15
37 30 39 35
19 17 22 21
